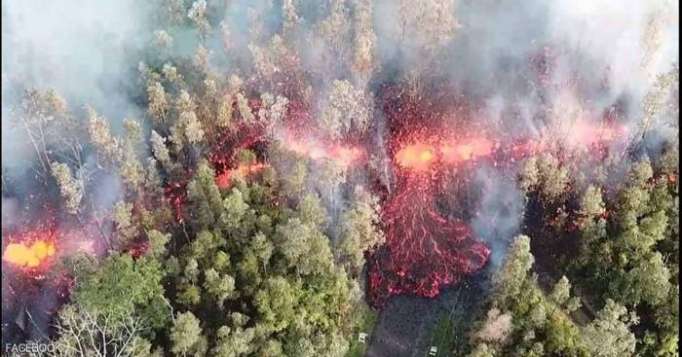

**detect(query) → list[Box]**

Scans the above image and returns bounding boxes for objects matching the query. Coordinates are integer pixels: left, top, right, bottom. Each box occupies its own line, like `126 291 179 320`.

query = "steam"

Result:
471 166 525 269
0 0 678 344
2 0 152 344
2 0 152 175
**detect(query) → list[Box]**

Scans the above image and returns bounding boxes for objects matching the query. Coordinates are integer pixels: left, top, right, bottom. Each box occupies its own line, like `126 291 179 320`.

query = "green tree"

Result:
170 311 207 356
583 299 637 357
337 186 384 275
494 235 534 309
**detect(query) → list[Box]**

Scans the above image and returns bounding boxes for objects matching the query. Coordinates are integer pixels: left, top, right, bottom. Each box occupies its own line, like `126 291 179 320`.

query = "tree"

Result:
236 93 255 124
51 304 150 357
494 235 534 309
258 93 289 133
113 201 138 247
296 193 328 229
396 0 457 50
319 80 372 139
50 162 83 215
254 277 300 333
337 186 384 274
87 107 121 166
146 230 171 259
282 159 308 197
147 81 169 123
150 130 172 170
51 251 171 356
550 276 571 307
70 253 170 329
583 299 637 357
202 268 236 307
544 311 587 356
618 252 671 306
211 324 256 357
518 154 570 202
579 185 605 218
468 343 496 357
351 0 377 80
275 218 334 276
188 0 210 40
120 118 145 188
15 89 80 177
186 162 224 229
170 311 207 356
473 308 512 345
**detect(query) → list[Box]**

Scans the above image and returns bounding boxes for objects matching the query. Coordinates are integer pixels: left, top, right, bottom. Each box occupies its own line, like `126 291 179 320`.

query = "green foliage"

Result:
187 161 224 229
519 154 679 356
275 217 334 275
469 235 592 356
170 311 207 356
519 154 569 201
337 186 384 275
582 299 637 357
493 235 534 310
345 302 377 357
70 253 170 329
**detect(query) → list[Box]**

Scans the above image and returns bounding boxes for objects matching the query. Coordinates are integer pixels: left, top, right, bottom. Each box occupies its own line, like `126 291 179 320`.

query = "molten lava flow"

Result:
282 134 366 168
3 232 57 269
441 138 494 164
395 143 436 171
215 162 268 189
394 137 494 170
367 131 494 307
555 118 629 150
367 171 490 307
329 145 365 168
164 179 189 222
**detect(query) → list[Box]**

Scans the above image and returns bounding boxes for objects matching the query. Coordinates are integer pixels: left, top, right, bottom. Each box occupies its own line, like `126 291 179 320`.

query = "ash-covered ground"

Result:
367 272 490 357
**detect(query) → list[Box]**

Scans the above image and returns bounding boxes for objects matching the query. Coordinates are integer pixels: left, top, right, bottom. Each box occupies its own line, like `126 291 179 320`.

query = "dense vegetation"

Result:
2 1 678 356
466 145 679 356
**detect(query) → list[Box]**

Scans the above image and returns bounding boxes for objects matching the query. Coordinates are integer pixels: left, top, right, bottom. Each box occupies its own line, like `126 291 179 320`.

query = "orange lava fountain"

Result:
395 143 437 171
3 231 57 269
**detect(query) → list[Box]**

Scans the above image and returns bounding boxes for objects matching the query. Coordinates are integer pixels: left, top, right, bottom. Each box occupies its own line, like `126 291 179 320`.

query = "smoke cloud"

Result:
2 0 153 175
0 0 678 346
470 165 525 269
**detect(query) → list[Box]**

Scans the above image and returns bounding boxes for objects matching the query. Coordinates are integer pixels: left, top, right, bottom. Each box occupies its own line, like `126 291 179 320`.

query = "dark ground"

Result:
366 271 491 357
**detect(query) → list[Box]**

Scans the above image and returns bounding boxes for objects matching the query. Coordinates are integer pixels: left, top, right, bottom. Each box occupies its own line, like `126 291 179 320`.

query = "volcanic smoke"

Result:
162 82 630 309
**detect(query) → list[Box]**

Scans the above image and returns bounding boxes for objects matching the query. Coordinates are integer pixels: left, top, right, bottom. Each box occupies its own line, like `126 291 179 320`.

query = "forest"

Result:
1 0 678 356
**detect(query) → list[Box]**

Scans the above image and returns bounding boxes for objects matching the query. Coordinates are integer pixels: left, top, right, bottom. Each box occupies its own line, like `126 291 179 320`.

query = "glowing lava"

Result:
283 134 367 168
395 143 437 171
367 179 491 306
216 162 268 189
3 236 56 269
441 138 494 164
556 118 629 150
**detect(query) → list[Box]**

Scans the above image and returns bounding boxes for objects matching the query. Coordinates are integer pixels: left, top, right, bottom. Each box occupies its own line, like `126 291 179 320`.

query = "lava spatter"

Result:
368 133 492 307
3 230 57 271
